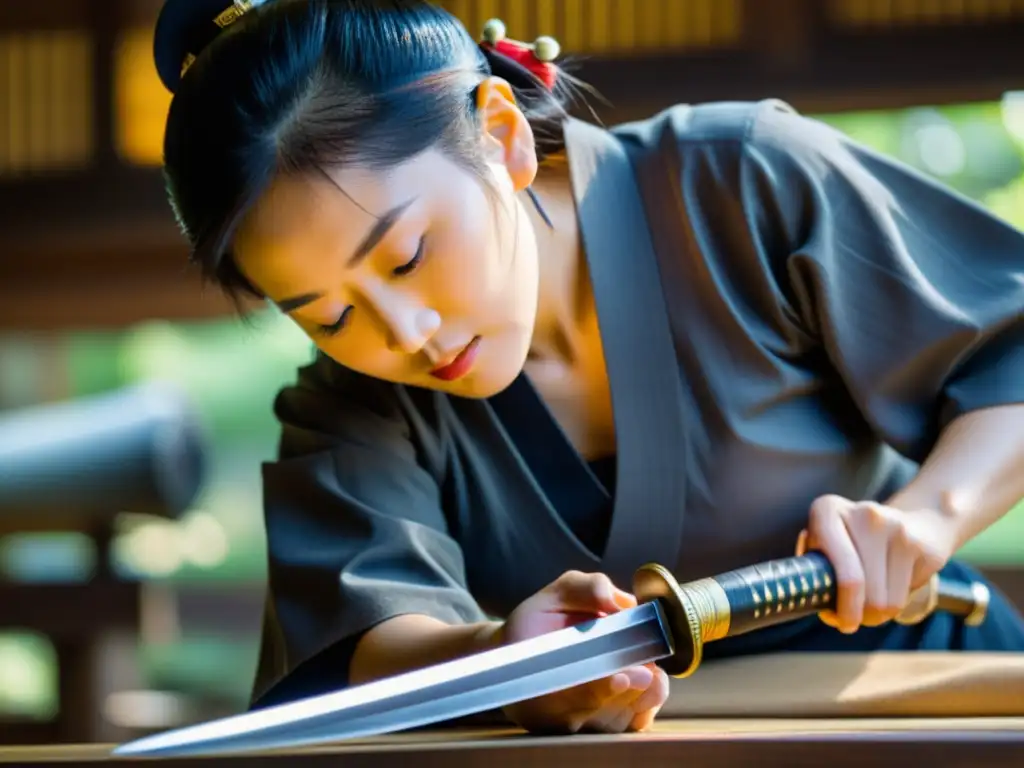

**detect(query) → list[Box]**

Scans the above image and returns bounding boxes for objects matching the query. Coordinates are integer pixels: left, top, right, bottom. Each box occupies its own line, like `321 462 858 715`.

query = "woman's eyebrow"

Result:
274 197 417 314
276 292 322 313
346 197 416 268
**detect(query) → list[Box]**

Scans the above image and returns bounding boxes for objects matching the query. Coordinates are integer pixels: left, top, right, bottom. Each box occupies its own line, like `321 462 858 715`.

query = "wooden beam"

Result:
5 15 1023 240
0 0 88 30
121 0 163 27
2 9 1023 330
575 18 1024 121
742 0 816 74
0 231 255 330
0 263 248 331
0 166 173 242
89 0 119 168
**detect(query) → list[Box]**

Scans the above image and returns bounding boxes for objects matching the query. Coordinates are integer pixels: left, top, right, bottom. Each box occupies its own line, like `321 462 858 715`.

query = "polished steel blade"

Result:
112 601 672 758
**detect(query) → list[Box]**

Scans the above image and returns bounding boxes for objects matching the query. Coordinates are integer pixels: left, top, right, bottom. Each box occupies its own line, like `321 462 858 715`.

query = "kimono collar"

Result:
561 117 690 587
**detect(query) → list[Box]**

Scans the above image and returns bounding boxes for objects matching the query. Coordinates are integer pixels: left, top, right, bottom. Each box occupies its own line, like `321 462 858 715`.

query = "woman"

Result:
154 0 1024 734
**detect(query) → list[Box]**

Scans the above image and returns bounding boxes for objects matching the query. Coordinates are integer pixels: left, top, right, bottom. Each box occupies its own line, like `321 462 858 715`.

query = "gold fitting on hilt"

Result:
895 573 991 627
633 563 731 679
894 573 941 626
966 581 991 627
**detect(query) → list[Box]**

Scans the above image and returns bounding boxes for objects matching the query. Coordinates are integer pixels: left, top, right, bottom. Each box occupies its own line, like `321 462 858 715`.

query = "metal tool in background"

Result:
0 382 207 524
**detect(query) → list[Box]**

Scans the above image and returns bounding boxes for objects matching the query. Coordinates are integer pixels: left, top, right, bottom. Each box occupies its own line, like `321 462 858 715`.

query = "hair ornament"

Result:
154 0 270 93
479 18 561 90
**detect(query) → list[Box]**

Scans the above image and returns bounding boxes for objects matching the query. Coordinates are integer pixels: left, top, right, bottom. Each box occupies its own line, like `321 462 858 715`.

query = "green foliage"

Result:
814 99 1024 228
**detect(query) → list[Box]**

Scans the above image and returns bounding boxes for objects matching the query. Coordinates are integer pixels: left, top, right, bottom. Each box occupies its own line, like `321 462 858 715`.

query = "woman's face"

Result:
233 85 541 399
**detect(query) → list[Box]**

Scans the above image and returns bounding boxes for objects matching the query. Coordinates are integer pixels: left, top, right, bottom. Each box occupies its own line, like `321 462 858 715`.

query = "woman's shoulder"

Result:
270 354 451 474
611 98 827 160
285 352 399 409
272 352 418 448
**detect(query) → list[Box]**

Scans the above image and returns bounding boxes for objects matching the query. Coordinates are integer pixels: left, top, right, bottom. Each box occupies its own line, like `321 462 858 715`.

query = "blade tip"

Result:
110 739 166 758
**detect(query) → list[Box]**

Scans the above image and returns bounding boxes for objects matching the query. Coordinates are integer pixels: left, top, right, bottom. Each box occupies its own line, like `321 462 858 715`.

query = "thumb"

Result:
795 529 809 556
546 571 636 615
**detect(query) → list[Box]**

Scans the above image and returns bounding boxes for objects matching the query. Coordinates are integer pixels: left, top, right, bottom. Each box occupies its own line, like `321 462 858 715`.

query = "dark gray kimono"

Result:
251 99 1024 708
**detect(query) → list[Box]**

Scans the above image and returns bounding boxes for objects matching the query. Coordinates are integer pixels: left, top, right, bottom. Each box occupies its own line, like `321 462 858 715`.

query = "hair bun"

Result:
154 0 269 93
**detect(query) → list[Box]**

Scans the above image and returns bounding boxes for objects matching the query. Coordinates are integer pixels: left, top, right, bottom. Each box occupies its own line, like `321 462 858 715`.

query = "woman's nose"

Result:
360 281 441 355
382 304 442 355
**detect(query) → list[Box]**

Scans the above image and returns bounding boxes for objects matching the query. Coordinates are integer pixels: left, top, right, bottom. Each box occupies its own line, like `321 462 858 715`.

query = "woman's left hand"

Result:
796 494 959 634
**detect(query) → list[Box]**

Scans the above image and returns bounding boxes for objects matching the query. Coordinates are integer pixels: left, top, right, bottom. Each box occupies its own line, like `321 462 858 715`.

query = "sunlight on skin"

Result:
232 79 547 401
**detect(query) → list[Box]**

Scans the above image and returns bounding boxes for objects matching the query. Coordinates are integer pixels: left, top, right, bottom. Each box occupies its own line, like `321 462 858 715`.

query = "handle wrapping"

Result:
633 552 988 679
713 551 835 638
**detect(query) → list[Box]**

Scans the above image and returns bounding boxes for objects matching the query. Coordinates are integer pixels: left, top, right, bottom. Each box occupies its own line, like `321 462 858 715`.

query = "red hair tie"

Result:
480 18 560 90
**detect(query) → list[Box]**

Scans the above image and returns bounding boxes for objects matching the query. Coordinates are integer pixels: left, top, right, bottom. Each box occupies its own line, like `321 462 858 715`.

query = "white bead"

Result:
482 18 506 45
532 35 561 62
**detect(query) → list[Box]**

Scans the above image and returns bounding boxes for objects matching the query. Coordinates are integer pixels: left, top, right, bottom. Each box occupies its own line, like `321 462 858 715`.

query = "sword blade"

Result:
112 601 673 758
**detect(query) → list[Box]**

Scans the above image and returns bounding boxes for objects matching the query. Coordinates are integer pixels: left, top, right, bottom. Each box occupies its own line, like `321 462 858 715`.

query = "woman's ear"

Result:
475 76 538 192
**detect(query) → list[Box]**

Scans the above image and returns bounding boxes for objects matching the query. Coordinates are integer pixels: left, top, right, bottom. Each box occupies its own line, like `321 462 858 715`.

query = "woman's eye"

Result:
392 237 426 277
317 305 353 337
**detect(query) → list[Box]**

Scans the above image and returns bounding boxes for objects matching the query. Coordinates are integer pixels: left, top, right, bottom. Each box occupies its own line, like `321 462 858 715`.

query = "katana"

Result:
112 552 988 759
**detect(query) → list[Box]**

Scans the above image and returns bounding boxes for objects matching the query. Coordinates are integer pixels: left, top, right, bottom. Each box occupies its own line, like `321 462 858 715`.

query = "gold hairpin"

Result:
181 0 262 79
214 0 257 29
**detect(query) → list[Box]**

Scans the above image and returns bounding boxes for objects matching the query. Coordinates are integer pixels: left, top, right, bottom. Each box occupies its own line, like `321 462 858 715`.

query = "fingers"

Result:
566 665 668 735
884 529 915 623
577 688 644 734
544 571 637 615
806 497 953 635
808 495 865 633
628 665 670 731
841 502 916 627
849 503 893 627
561 666 652 714
504 570 657 735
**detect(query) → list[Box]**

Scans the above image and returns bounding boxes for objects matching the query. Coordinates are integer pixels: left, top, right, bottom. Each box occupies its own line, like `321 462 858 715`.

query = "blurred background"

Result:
1 0 1023 746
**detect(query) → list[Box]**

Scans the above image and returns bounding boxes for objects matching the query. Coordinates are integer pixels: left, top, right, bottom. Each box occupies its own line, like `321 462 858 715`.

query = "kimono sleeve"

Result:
249 357 487 708
743 101 1024 463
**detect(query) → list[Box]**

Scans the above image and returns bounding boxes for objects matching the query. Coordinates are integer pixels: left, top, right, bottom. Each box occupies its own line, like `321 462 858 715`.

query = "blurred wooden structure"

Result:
2 0 1024 330
0 386 207 744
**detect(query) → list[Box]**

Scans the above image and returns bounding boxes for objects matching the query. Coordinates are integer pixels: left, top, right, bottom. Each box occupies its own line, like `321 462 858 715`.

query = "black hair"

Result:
156 0 585 304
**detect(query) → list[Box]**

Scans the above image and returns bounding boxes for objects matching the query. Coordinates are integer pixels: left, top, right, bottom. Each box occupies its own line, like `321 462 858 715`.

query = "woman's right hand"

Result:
499 570 670 734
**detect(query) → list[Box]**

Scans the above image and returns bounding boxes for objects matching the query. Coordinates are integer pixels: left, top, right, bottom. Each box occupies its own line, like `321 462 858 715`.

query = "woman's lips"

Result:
430 337 482 382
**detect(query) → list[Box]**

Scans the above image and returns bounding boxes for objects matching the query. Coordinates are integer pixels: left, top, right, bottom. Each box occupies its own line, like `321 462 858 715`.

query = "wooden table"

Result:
3 719 1023 767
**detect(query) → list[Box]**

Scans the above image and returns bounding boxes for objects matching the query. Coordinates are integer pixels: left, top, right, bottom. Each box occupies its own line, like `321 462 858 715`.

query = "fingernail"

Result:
610 673 631 694
633 673 666 712
616 588 638 606
625 666 654 689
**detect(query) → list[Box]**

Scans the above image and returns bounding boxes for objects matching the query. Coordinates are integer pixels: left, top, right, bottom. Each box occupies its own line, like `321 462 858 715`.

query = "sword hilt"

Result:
632 552 990 678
